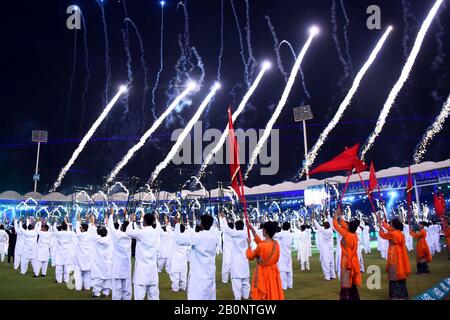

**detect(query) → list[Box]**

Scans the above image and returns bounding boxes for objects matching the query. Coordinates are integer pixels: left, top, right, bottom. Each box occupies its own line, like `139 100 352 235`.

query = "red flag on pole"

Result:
368 161 378 194
309 144 367 176
406 167 413 223
227 106 249 228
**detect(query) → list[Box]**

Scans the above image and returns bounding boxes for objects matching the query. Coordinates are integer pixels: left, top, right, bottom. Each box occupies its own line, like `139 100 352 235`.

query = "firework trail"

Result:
217 0 225 81
151 1 166 119
123 18 150 119
64 28 77 136
107 83 197 183
414 93 450 164
361 0 444 160
245 28 318 179
279 40 297 59
230 0 249 87
299 27 392 179
51 86 128 192
96 0 112 104
431 14 447 103
401 0 419 60
244 0 258 83
265 15 287 83
78 8 91 137
196 62 271 180
339 0 354 77
331 0 350 88
148 83 221 185
121 1 132 118
177 1 191 57
279 40 311 103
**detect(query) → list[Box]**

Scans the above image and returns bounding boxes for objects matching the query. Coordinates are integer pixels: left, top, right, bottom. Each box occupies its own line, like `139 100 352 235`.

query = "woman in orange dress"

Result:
246 222 284 300
332 209 361 300
409 221 432 275
379 218 411 299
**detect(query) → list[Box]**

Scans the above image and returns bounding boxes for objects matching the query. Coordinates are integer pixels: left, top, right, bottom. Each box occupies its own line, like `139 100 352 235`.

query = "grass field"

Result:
0 248 448 300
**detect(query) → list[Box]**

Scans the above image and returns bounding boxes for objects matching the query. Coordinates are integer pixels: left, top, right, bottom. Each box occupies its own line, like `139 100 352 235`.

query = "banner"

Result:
414 278 450 300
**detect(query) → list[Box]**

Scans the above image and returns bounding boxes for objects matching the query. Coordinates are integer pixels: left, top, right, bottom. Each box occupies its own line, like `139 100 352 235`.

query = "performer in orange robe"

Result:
332 209 361 300
246 222 284 300
379 219 411 299
409 222 432 275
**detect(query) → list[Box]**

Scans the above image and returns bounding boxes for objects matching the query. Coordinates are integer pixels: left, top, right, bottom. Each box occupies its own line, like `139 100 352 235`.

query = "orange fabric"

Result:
246 234 284 300
333 217 362 288
409 229 432 263
379 228 411 281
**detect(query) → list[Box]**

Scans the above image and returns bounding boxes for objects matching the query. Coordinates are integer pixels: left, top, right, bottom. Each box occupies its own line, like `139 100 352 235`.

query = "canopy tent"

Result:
1 159 449 202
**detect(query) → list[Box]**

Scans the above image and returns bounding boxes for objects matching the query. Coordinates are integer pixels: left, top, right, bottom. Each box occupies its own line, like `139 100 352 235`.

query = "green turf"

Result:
0 248 448 300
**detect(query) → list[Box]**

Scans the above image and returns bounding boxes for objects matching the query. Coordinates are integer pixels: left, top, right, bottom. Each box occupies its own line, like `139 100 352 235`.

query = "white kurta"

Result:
274 230 294 273
52 224 74 266
314 220 335 279
0 229 8 256
159 227 173 259
403 224 414 252
107 219 132 279
220 221 232 275
126 223 161 286
296 230 310 264
174 223 218 300
91 235 113 280
15 222 37 259
75 222 97 271
36 227 52 262
220 220 250 279
362 225 371 253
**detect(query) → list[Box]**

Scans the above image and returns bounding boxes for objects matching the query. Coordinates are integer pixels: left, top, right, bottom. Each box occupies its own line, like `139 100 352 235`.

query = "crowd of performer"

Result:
0 207 449 300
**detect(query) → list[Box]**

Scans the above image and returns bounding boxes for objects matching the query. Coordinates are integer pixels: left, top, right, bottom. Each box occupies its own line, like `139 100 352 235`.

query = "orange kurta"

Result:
246 235 284 300
379 223 411 281
333 217 361 288
409 229 432 263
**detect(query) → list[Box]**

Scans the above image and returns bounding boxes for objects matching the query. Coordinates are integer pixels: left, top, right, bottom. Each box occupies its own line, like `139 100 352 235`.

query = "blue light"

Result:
160 1 166 6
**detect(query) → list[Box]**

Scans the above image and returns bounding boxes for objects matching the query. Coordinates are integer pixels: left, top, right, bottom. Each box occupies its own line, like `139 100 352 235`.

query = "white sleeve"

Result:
174 223 196 246
126 222 141 239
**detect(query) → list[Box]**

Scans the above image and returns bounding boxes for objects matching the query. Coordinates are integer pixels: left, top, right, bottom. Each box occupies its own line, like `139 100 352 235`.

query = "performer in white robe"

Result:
403 222 414 252
74 217 96 291
306 226 312 257
274 222 294 289
169 224 190 292
174 214 218 300
53 219 74 284
361 220 371 254
220 218 233 284
13 221 25 270
157 217 172 273
34 221 52 277
296 225 310 271
107 213 132 300
314 219 336 281
0 224 8 263
126 213 161 300
15 219 38 275
220 215 250 300
91 219 113 298
356 226 365 272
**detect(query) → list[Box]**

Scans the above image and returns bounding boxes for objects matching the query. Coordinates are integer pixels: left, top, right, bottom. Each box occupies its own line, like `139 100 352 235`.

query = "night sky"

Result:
0 0 449 194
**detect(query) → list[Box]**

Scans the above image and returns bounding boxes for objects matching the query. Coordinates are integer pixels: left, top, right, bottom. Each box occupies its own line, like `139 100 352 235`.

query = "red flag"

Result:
406 167 413 223
368 161 378 194
406 167 413 207
227 106 248 226
433 192 446 218
309 144 367 176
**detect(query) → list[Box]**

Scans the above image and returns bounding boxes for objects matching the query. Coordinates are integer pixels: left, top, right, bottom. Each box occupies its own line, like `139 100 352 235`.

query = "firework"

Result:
361 0 444 159
245 27 318 179
51 86 128 191
148 83 221 184
197 62 270 179
299 26 392 178
414 93 450 164
107 82 197 183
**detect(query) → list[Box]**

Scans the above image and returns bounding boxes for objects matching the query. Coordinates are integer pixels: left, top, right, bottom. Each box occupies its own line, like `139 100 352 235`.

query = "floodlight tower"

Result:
293 105 314 180
31 130 48 192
